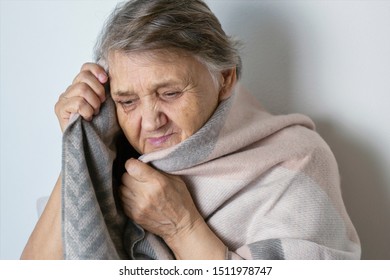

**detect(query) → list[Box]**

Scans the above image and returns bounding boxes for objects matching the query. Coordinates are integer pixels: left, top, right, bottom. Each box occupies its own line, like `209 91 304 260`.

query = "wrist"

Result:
163 216 227 260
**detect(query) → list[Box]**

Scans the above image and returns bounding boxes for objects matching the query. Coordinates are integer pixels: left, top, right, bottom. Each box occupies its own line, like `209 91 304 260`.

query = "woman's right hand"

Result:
55 63 108 133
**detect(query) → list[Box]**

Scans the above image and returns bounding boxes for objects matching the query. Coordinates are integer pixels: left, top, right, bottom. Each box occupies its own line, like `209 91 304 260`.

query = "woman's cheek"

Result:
118 111 142 150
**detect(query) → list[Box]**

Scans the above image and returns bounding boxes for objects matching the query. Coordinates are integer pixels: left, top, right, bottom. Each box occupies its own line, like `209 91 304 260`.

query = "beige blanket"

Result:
62 84 361 259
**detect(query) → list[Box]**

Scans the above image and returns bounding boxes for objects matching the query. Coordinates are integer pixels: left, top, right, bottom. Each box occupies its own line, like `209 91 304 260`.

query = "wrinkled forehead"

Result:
107 49 194 70
106 49 220 92
106 49 213 96
108 49 197 78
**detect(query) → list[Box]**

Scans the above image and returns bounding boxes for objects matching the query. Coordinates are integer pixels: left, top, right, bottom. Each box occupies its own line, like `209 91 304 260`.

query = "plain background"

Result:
1 0 389 260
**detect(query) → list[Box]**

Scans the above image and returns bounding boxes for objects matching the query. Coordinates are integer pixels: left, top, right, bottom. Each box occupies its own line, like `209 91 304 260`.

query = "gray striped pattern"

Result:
62 97 129 259
61 86 360 260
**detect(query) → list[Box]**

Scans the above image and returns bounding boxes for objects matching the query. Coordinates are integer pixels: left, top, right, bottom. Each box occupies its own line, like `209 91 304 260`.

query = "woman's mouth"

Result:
147 134 174 147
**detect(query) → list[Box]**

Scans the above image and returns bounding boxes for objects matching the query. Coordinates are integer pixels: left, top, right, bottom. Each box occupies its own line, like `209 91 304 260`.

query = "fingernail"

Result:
98 73 108 83
125 159 138 174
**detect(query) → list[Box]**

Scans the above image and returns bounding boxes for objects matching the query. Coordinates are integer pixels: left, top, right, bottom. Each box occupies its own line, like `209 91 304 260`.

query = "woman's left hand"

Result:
119 158 202 242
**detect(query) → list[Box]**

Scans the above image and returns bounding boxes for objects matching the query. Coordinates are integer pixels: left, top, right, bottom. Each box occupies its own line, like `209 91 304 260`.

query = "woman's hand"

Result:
54 63 108 132
120 159 227 259
120 158 203 241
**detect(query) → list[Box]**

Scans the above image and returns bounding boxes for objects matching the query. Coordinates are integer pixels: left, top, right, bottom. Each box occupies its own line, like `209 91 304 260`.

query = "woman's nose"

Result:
140 102 168 132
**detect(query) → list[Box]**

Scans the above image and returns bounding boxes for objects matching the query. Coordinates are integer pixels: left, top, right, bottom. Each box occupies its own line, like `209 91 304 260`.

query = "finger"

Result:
119 182 134 201
64 96 95 121
80 62 108 83
119 183 144 220
125 159 159 183
121 172 137 191
118 186 136 218
73 70 107 103
64 83 102 115
55 95 96 132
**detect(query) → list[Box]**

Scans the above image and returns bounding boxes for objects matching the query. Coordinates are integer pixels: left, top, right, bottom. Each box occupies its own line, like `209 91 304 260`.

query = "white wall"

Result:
1 0 389 260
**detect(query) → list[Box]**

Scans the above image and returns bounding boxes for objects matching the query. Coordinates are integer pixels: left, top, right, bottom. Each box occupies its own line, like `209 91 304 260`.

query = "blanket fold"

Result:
61 84 360 260
62 97 128 259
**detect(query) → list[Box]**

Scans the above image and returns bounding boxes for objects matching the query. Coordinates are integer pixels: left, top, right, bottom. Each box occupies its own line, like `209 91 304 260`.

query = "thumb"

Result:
125 158 157 183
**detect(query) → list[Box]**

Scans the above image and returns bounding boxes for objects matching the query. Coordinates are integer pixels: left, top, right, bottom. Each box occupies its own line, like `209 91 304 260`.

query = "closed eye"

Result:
116 98 139 112
121 100 136 105
160 91 183 101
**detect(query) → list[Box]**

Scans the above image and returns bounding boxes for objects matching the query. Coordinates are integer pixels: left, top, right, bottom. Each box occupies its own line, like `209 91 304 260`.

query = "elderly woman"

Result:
21 0 360 260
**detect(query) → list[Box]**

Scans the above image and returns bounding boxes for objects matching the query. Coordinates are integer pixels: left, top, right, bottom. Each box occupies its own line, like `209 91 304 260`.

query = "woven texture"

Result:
61 84 361 259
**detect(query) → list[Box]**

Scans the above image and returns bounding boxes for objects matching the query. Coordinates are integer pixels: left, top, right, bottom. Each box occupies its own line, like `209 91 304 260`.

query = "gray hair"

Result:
94 0 242 80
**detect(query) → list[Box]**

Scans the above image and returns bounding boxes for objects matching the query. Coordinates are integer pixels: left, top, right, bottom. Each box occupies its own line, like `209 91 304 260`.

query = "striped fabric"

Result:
61 84 361 259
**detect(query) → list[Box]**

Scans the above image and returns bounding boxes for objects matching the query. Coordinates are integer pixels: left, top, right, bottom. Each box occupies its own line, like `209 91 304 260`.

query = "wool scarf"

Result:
61 84 360 259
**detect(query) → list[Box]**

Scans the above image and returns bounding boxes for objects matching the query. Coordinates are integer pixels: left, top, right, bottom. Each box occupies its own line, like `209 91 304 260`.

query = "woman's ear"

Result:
218 67 237 102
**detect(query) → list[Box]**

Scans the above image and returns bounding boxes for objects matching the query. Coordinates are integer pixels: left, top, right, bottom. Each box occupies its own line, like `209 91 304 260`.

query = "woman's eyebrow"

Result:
111 77 192 97
153 75 193 90
111 90 135 97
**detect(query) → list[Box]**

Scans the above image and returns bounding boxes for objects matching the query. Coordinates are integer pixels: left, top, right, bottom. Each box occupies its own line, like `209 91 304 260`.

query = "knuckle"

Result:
75 82 91 93
144 191 156 202
54 100 61 114
54 93 68 113
72 72 84 84
80 62 93 71
137 201 150 216
73 68 93 85
155 177 169 191
146 186 163 204
96 84 106 97
74 96 88 109
74 83 91 97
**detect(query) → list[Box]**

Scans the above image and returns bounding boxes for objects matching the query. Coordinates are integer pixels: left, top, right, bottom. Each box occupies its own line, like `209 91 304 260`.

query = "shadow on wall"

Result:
317 122 390 260
224 3 390 259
